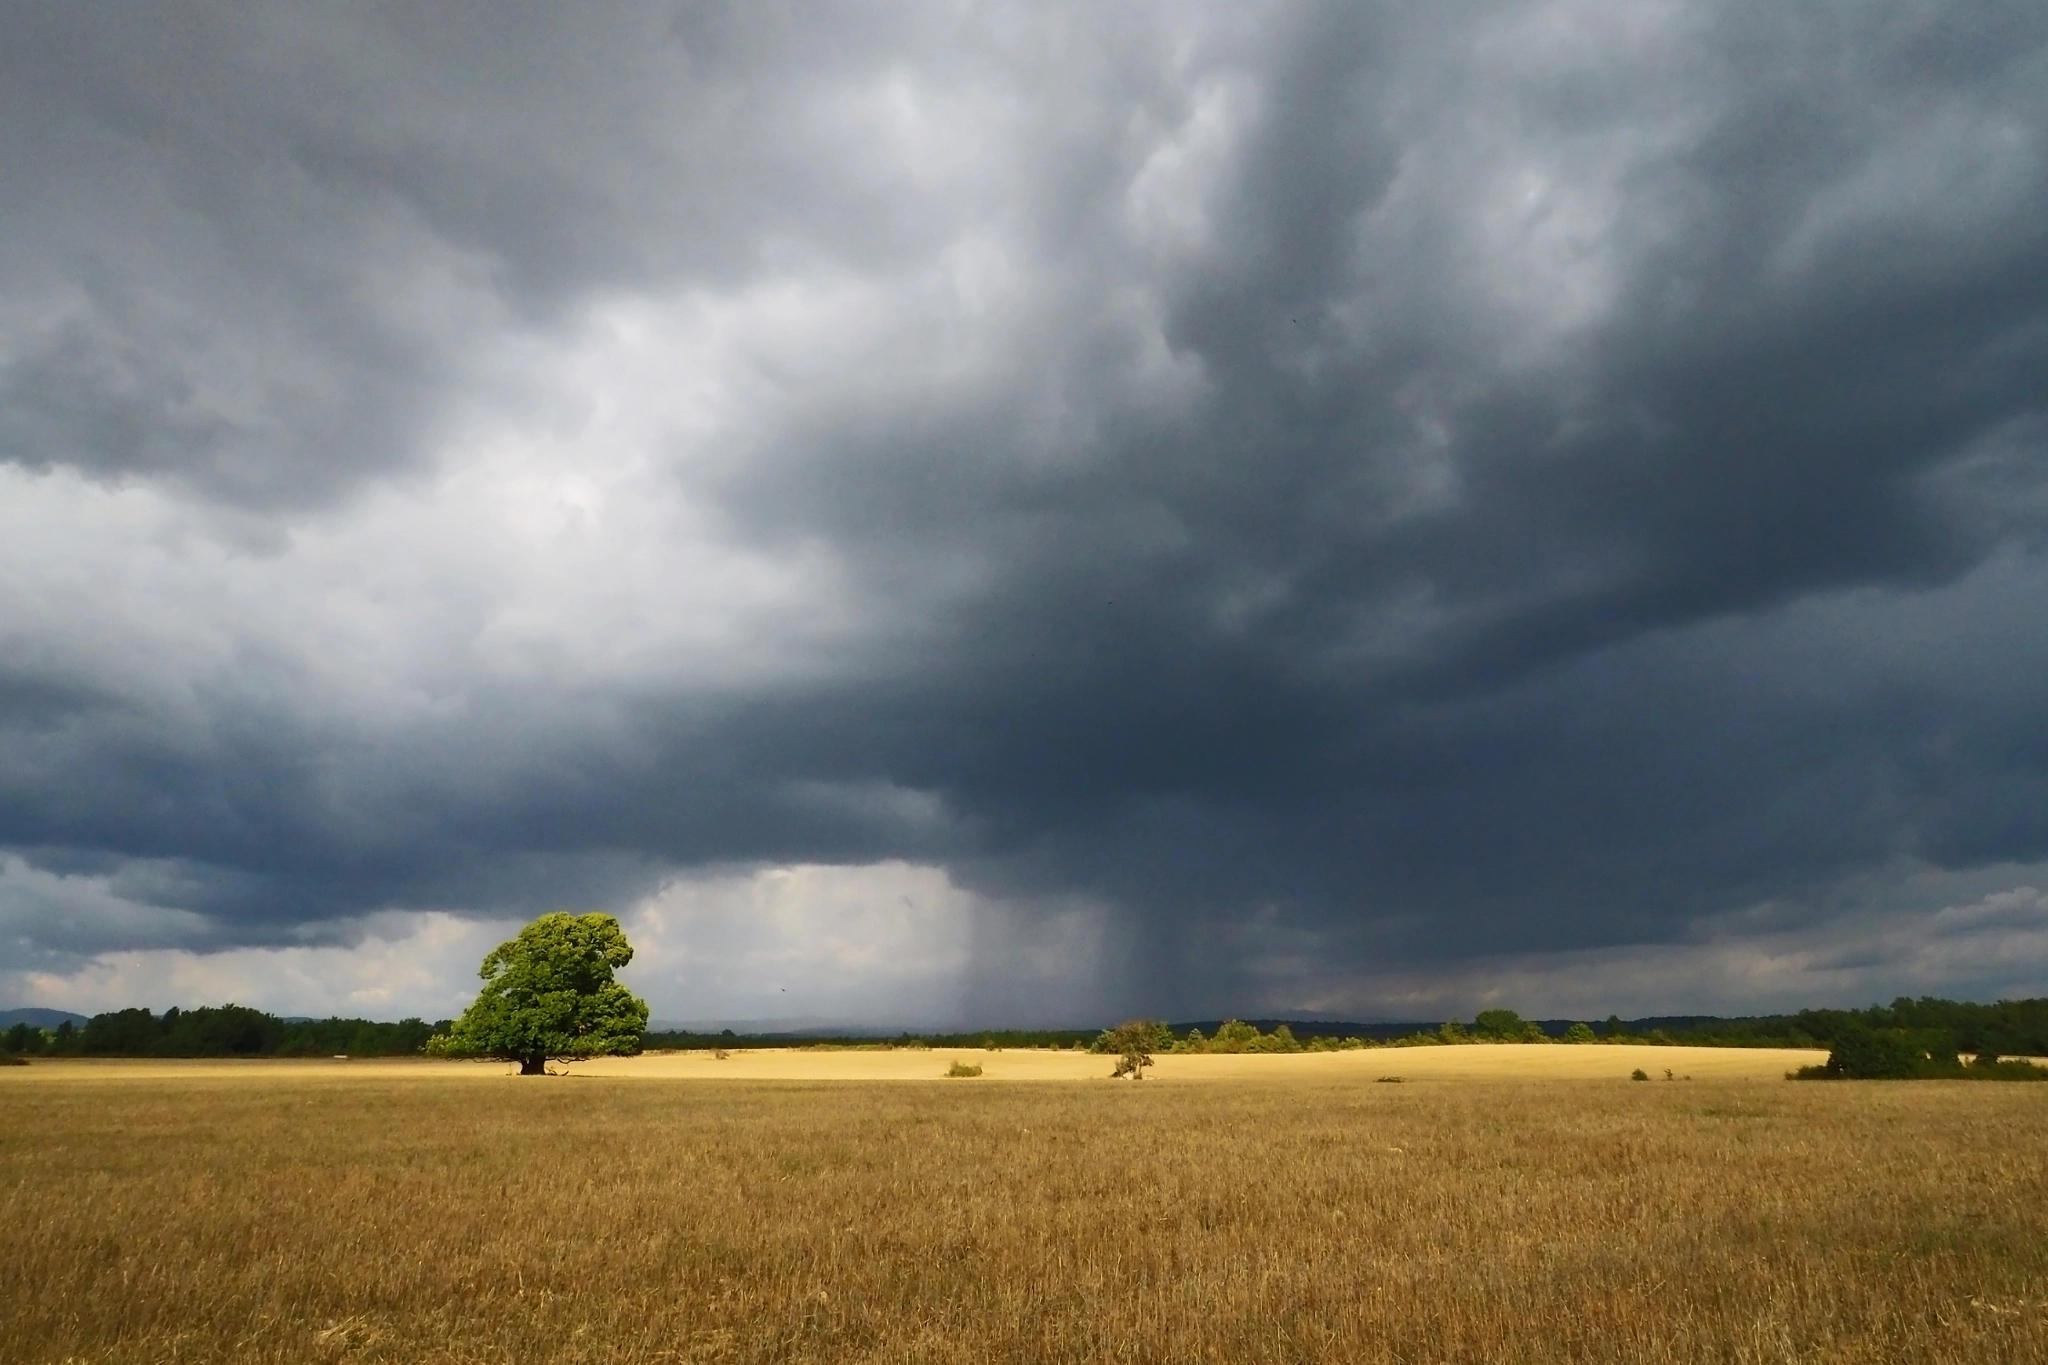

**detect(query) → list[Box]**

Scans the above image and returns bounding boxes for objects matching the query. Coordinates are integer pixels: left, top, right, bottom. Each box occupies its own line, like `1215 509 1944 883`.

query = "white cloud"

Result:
1283 866 2048 1022
623 861 977 1027
3 910 512 1020
2 860 1111 1029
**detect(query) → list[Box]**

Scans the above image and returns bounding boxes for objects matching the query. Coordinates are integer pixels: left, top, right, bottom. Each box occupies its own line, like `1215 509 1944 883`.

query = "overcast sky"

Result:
5 2 2048 1027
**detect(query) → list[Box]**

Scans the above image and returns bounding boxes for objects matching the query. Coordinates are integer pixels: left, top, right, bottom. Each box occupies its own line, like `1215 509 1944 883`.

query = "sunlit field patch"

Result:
4 1062 2045 1363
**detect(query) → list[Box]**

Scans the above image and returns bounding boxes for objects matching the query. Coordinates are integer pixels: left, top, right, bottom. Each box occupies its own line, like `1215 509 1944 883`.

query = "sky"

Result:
4 2 2048 1028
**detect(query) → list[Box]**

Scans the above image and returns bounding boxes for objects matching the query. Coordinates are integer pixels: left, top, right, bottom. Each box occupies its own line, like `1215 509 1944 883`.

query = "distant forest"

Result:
3 1006 441 1058
6 996 2047 1059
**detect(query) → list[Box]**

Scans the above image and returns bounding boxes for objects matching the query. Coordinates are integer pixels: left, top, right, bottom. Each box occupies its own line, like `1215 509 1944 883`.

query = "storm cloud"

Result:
5 2 2048 1023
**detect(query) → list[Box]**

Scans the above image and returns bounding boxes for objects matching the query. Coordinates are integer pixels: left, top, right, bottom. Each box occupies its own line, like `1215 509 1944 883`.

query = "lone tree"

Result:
1102 1019 1168 1079
426 913 649 1074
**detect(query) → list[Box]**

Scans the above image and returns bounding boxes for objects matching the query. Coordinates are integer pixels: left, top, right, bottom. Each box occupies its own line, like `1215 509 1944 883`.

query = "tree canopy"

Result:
1101 1019 1169 1079
426 913 648 1074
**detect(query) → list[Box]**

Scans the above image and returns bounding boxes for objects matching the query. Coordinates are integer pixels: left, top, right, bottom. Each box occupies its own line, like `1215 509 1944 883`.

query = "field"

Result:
5 1049 2047 1363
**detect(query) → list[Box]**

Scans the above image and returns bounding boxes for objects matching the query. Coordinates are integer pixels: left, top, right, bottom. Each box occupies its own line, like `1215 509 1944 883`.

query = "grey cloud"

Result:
4 2 2048 1018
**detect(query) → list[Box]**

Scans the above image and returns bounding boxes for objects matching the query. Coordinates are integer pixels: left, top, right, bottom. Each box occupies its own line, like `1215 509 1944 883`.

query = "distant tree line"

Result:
2 1006 444 1058
1090 1001 2048 1057
1794 1023 2048 1081
640 1027 1105 1052
10 995 2048 1062
1653 997 2048 1055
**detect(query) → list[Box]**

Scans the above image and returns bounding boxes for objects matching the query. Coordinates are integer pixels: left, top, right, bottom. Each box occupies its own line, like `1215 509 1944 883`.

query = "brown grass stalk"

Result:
3 1069 2045 1362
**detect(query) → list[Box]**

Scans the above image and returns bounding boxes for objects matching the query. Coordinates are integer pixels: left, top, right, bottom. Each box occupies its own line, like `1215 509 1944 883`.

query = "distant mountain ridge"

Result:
0 1008 90 1028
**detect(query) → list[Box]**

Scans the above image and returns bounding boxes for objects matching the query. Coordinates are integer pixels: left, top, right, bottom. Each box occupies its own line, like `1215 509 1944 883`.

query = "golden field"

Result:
7 1042 1824 1084
4 1053 2047 1364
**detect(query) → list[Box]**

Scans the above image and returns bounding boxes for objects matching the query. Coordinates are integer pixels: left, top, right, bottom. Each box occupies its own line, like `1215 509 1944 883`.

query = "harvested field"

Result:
4 1061 2046 1363
7 1042 1824 1084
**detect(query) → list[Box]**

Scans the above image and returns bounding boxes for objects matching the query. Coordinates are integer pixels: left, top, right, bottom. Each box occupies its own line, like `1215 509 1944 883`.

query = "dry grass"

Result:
3 1042 1825 1084
4 1064 2046 1363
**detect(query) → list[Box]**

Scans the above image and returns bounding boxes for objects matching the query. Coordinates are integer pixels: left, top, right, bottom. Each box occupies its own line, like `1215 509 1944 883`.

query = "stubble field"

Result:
4 1051 2046 1363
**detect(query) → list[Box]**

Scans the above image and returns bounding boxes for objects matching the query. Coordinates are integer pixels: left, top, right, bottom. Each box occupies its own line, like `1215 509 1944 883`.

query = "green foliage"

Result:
1473 1009 1520 1040
945 1060 983 1077
1565 1022 1598 1043
1212 1019 1262 1052
1166 1019 1316 1054
1794 1024 1969 1080
1100 1020 1168 1079
1652 996 2048 1053
1250 1023 1303 1053
1473 1009 1547 1042
85 1004 283 1056
1438 1020 1468 1044
426 913 648 1075
1967 1056 2048 1080
1792 1024 2048 1080
25 1007 439 1058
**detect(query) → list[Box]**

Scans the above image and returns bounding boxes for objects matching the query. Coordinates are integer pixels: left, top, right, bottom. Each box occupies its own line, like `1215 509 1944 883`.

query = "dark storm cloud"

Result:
5 2 2048 1013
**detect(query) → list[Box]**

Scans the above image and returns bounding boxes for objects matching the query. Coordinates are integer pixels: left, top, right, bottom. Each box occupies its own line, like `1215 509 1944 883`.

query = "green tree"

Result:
1101 1020 1168 1079
426 913 648 1075
1565 1021 1598 1043
1212 1019 1261 1053
1817 1024 1957 1079
1474 1008 1533 1041
1251 1023 1303 1053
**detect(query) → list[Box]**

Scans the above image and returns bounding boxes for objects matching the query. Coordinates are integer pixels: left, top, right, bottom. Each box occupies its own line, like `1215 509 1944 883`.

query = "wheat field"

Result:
4 1058 2046 1363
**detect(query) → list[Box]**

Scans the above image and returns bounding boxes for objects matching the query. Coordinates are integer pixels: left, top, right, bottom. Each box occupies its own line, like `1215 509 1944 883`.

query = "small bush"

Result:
0 1054 27 1067
1630 1068 1650 1081
945 1060 983 1078
1793 1024 1983 1080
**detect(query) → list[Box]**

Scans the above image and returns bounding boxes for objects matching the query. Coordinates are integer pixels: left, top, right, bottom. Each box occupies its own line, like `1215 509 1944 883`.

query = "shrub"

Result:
1102 1021 1169 1079
1800 1025 1955 1079
1475 1009 1545 1042
1566 1022 1598 1044
945 1060 983 1078
1630 1069 1650 1081
1212 1020 1261 1053
1250 1024 1303 1054
1963 1054 2048 1081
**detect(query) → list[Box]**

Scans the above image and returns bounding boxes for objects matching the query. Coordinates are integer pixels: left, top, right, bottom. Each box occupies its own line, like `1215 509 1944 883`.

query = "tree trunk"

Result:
519 1053 547 1075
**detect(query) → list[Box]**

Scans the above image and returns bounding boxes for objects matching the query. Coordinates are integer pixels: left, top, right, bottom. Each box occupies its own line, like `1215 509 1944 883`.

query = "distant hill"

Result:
0 1008 89 1029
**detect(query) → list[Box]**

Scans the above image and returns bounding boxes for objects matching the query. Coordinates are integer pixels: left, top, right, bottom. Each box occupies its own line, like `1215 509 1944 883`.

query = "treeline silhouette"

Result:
2 1006 443 1058
1659 997 2048 1056
8 996 2048 1060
